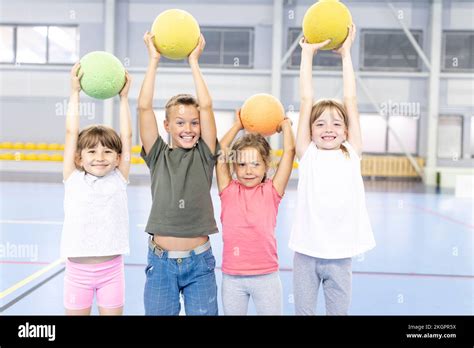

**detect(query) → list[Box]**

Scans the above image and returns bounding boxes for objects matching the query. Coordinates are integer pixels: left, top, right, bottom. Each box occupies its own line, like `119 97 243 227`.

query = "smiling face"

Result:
165 104 201 149
233 146 268 188
79 143 120 177
311 105 348 150
76 125 122 177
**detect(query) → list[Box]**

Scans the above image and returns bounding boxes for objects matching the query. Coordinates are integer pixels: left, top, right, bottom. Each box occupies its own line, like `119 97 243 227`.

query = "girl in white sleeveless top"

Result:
61 63 132 315
290 25 375 315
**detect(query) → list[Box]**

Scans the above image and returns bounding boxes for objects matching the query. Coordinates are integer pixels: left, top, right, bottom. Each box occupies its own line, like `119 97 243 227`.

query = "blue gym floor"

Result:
0 179 472 315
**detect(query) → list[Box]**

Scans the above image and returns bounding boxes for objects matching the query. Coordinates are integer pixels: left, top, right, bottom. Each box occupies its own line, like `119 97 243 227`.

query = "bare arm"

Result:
273 118 296 196
137 32 160 155
63 63 82 181
216 111 243 193
189 35 217 154
334 24 362 156
297 38 331 159
117 72 133 180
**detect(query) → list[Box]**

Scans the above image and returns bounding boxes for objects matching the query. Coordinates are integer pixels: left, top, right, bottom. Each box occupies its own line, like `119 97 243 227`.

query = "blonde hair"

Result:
165 94 199 120
75 125 122 169
231 133 272 182
310 99 349 158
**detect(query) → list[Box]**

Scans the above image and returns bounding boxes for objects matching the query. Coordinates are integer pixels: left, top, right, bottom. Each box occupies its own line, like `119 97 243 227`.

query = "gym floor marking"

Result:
0 258 64 300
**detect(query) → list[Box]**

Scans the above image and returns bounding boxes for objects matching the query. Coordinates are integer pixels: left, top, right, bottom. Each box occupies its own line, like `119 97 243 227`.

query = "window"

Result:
1 24 78 65
387 116 418 154
360 114 387 153
287 28 341 69
160 27 254 68
471 116 474 158
361 29 423 71
0 26 14 63
442 31 474 72
359 114 419 154
48 26 79 63
437 115 463 159
17 26 48 63
214 110 236 140
153 109 169 144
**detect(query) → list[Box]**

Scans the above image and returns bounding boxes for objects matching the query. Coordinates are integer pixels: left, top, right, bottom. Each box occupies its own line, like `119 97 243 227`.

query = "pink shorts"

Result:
64 255 125 310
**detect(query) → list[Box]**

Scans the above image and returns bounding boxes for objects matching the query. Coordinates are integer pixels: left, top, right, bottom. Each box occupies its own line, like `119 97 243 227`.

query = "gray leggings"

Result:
293 252 352 315
222 272 282 315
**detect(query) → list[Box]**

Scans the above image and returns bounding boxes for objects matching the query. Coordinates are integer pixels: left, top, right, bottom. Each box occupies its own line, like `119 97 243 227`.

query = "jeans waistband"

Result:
148 237 211 259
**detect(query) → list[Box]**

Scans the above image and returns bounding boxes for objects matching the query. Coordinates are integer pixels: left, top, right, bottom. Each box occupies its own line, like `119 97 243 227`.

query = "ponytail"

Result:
340 143 350 159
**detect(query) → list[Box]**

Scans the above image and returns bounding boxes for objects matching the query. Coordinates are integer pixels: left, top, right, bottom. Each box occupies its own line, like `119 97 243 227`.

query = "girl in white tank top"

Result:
290 25 375 315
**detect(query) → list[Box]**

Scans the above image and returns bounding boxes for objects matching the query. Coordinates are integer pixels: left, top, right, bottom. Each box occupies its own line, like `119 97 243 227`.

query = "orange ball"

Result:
240 94 285 137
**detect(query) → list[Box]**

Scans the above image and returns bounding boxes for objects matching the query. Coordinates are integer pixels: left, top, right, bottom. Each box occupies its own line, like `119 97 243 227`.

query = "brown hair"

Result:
310 99 350 158
231 133 272 182
165 94 199 120
75 125 122 169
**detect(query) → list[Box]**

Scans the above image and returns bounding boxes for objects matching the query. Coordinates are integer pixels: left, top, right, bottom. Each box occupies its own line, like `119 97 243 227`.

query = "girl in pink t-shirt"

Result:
216 110 295 315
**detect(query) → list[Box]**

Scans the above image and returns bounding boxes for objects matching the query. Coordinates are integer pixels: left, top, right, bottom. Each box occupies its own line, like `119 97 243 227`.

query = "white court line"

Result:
0 220 63 225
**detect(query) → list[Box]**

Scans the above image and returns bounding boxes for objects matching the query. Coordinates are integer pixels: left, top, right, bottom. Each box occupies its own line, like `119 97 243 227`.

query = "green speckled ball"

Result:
79 51 125 99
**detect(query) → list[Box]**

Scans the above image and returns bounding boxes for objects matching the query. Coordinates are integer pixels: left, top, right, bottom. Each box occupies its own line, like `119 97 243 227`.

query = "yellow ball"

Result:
0 142 13 149
25 153 38 161
48 143 61 151
302 0 352 50
36 143 48 150
14 152 26 161
151 9 200 60
131 145 141 154
50 154 64 162
13 142 25 150
37 153 51 161
0 153 14 160
240 94 285 137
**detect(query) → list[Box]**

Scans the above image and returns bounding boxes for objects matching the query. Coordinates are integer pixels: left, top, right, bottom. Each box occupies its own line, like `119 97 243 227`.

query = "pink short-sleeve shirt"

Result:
220 179 282 275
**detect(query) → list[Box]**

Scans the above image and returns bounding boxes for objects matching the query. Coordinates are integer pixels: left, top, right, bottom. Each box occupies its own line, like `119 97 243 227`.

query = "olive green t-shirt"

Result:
140 136 219 237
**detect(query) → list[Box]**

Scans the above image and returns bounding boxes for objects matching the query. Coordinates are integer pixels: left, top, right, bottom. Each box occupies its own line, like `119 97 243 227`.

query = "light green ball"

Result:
79 51 125 99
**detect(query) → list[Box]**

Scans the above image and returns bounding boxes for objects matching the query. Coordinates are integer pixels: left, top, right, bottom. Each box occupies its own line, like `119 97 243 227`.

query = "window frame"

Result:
358 113 420 156
360 28 423 72
0 25 16 63
0 23 79 66
437 114 464 160
442 30 474 73
286 27 342 70
159 26 254 69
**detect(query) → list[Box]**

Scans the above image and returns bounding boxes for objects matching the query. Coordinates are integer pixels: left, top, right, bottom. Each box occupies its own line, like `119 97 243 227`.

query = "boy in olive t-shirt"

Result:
138 31 219 315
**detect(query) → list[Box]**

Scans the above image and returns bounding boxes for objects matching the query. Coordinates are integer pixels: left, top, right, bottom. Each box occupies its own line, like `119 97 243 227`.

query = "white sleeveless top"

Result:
60 169 130 258
289 142 375 259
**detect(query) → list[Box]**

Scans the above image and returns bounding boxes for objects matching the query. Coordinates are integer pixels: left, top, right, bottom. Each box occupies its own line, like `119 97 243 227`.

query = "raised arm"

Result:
216 110 243 193
137 32 160 155
297 38 331 159
272 118 296 196
188 35 217 154
63 63 82 181
117 72 132 180
334 24 362 156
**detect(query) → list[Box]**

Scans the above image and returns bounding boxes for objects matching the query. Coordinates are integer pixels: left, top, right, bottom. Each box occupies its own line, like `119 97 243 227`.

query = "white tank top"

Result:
289 141 375 259
60 169 130 258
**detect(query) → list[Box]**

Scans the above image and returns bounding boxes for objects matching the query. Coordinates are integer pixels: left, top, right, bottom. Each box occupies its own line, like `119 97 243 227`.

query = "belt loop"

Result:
150 237 164 258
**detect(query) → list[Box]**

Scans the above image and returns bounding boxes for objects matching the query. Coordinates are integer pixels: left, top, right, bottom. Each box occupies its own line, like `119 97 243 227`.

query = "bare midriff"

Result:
153 235 209 251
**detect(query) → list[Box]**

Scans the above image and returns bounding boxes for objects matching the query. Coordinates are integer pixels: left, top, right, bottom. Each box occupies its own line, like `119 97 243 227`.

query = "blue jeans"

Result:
143 246 218 315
